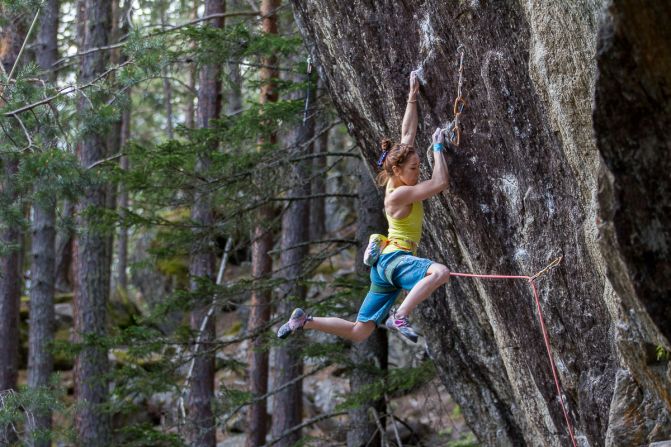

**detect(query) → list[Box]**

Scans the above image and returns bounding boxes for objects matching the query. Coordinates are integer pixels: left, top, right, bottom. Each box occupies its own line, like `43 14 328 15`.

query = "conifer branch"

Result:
51 7 287 68
159 10 260 34
4 60 134 117
0 119 21 148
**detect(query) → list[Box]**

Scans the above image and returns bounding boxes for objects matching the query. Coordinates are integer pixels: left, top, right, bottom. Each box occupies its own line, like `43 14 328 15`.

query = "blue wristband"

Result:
433 143 444 152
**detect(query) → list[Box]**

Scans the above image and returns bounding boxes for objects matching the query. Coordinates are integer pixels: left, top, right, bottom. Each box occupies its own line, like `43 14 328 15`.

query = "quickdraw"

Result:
303 56 313 124
445 45 466 146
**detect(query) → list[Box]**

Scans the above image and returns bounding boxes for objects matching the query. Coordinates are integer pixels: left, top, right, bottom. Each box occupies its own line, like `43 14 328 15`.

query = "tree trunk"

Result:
106 0 123 295
348 161 388 447
226 61 242 115
26 1 59 446
115 0 132 295
270 65 314 447
187 1 224 446
185 1 199 130
309 85 327 242
291 1 671 445
54 200 74 293
225 0 243 117
160 0 174 139
0 161 21 444
73 0 113 444
0 8 26 444
245 1 280 446
116 102 131 293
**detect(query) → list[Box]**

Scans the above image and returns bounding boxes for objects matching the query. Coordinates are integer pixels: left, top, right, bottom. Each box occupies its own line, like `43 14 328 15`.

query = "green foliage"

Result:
336 360 437 411
17 149 83 203
0 0 41 17
1 1 361 445
179 22 303 65
0 382 70 444
656 345 670 362
116 423 185 447
446 433 479 447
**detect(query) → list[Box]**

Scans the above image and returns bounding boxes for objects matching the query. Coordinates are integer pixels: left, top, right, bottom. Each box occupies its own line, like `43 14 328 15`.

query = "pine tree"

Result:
0 6 27 443
73 0 113 444
246 1 281 445
187 1 225 445
26 1 60 445
348 161 388 447
270 61 315 447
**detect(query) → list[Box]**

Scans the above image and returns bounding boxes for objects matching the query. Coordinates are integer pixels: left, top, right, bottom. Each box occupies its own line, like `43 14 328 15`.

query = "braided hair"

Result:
375 139 416 186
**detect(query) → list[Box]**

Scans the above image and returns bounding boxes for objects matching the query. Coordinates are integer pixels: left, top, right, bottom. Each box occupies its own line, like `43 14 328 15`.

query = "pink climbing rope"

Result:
448 257 578 447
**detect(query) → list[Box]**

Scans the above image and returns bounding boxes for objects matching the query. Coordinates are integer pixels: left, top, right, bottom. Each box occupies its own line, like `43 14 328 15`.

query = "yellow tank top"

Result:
383 182 424 254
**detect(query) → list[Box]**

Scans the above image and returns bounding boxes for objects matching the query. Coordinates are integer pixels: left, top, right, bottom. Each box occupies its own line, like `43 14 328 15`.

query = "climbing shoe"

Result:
385 308 419 343
277 308 312 339
363 233 388 267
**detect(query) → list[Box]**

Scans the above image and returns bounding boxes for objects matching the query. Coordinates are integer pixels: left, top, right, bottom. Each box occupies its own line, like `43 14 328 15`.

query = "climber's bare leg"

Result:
304 317 375 343
395 263 450 318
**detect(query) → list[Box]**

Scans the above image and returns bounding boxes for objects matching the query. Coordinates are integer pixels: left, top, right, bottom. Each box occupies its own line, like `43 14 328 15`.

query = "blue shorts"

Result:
356 250 434 325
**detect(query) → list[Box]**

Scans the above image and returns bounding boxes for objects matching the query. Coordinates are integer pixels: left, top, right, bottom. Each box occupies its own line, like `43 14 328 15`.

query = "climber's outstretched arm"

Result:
400 71 420 145
387 128 449 206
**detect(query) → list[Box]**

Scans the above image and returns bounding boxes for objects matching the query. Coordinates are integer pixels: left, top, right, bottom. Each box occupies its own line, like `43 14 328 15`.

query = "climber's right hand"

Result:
409 71 419 96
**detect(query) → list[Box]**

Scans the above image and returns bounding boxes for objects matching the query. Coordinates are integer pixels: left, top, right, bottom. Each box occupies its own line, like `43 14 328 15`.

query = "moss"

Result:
156 257 188 277
223 320 243 336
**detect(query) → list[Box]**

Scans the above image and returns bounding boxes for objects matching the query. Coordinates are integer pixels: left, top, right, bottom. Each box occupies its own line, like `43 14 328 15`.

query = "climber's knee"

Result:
428 263 451 285
351 321 375 343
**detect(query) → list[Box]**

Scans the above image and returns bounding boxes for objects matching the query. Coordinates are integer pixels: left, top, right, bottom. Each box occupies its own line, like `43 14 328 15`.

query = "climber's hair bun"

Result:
375 139 416 186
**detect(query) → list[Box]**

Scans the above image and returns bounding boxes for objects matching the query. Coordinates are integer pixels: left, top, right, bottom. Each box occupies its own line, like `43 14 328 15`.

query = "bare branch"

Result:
86 152 126 170
267 238 358 255
7 8 41 81
261 410 349 447
371 407 390 447
221 362 332 428
289 151 360 162
11 113 35 151
385 394 404 447
269 193 358 202
178 238 234 423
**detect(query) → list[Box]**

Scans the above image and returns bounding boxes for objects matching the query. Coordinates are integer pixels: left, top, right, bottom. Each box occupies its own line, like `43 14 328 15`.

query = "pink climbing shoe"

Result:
385 308 419 343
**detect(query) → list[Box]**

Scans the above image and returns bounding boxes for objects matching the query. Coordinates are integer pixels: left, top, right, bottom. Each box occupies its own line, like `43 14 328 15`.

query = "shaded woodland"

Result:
2 0 670 446
0 0 469 446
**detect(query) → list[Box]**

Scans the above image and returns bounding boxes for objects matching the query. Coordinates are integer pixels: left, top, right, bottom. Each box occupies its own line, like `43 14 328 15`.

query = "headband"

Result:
376 150 389 168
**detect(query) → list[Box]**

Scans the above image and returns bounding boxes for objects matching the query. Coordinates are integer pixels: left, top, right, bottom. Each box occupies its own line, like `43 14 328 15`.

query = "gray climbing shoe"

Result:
277 308 312 339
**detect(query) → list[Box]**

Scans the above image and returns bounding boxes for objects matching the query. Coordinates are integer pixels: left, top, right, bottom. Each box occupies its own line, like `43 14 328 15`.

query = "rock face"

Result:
291 1 671 445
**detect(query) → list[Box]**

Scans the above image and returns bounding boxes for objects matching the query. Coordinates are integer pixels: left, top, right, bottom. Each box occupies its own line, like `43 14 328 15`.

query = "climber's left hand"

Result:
432 127 444 145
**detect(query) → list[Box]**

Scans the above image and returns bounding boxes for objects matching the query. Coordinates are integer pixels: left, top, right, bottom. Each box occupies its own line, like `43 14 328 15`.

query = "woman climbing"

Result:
277 71 451 343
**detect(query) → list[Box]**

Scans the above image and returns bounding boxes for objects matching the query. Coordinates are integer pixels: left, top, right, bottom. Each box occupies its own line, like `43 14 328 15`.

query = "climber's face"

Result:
393 152 420 186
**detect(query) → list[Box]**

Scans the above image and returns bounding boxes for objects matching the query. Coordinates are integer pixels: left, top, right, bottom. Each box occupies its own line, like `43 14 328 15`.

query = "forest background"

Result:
0 0 472 446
